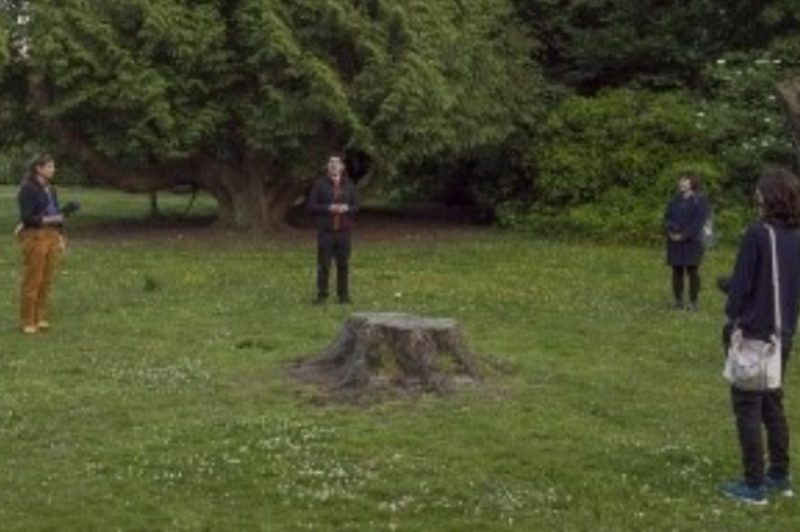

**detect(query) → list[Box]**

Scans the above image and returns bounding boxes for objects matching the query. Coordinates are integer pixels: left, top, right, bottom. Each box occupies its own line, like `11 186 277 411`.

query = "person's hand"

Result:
716 276 731 294
62 201 81 217
669 233 683 241
722 321 735 349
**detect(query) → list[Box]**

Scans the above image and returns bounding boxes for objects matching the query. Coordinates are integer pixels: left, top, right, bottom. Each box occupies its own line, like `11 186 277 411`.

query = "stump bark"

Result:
291 312 479 399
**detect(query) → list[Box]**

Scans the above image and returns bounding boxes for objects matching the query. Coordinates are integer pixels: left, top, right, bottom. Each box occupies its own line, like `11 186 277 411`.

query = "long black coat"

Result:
663 193 709 266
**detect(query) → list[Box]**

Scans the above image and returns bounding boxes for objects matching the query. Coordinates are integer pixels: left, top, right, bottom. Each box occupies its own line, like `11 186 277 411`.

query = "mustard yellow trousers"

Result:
19 227 61 329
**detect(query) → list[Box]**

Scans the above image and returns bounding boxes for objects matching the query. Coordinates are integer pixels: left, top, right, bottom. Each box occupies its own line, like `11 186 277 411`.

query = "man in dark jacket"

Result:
663 174 710 309
719 167 800 505
307 155 359 304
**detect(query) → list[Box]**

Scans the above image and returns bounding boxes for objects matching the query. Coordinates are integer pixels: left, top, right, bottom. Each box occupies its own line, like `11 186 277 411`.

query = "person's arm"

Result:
307 180 329 215
19 184 41 227
663 198 684 240
18 184 63 227
685 196 709 241
663 198 676 233
725 225 760 322
42 188 64 225
343 180 359 214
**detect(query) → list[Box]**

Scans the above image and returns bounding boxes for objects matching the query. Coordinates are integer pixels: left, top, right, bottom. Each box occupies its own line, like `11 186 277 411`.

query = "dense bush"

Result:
697 53 798 195
498 88 730 243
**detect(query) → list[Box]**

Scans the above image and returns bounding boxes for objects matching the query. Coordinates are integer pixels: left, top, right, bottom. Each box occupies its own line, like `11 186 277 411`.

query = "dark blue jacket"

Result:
307 176 359 231
18 176 61 228
725 222 800 347
663 193 709 266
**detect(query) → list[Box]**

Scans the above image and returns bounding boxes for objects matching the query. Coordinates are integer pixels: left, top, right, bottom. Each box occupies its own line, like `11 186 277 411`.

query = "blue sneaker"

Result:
764 476 794 497
719 481 767 505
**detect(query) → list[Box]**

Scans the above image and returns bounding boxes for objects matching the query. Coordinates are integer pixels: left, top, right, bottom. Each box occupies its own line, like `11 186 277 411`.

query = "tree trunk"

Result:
266 180 309 229
206 168 306 231
290 312 480 401
776 78 800 169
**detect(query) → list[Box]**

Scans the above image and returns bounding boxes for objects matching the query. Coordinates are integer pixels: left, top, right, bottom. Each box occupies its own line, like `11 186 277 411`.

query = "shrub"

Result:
529 89 713 208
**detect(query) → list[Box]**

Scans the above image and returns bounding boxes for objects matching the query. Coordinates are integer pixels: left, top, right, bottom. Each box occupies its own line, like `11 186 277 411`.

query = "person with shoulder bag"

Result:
718 167 800 504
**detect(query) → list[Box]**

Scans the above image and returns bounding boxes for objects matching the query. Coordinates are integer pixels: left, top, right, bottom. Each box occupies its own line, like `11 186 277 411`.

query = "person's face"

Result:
36 161 55 181
327 157 344 179
678 177 692 193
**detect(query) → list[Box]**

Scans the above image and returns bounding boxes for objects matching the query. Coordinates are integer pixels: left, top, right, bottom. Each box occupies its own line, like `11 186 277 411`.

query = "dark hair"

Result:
25 153 54 179
327 153 348 178
757 166 800 227
684 174 701 192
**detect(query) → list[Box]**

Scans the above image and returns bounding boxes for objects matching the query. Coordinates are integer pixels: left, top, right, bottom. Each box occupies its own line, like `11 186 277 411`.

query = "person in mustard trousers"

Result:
16 153 79 334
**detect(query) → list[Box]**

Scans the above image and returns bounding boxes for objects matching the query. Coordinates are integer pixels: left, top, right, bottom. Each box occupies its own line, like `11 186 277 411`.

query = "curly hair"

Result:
757 166 800 227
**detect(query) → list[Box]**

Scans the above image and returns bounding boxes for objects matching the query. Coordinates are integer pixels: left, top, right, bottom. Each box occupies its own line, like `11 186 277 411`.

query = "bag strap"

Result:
766 224 782 338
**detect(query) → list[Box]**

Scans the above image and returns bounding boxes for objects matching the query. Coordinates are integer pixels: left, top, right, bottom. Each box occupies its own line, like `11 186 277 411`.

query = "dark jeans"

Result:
730 346 791 487
316 229 351 300
671 265 700 303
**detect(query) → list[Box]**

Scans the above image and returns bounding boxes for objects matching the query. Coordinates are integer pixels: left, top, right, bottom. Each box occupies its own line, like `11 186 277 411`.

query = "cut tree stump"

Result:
290 312 480 399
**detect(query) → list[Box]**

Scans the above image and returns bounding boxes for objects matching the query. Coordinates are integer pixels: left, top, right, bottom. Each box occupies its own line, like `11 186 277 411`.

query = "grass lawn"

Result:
0 186 798 531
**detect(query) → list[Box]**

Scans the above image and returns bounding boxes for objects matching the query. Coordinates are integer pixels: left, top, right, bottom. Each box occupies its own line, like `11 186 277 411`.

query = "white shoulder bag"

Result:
723 224 783 390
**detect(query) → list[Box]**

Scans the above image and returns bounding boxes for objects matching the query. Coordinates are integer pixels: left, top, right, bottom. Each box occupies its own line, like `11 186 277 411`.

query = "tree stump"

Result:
290 312 479 400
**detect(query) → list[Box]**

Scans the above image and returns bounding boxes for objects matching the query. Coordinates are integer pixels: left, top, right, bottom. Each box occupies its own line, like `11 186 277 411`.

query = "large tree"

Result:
0 0 540 229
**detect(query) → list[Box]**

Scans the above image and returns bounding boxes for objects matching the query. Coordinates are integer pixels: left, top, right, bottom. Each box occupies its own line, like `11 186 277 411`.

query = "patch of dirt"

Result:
70 205 493 246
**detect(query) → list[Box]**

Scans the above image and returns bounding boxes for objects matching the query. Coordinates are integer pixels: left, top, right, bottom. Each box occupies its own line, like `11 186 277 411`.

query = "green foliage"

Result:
516 0 800 92
697 53 800 194
532 89 715 206
27 0 230 163
1 0 541 188
496 89 734 243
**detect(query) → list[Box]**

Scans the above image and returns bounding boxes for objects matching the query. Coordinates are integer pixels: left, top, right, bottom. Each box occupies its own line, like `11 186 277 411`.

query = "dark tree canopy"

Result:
516 0 800 92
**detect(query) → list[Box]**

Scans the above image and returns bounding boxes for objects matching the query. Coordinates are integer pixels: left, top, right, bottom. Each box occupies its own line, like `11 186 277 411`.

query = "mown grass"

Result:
0 186 798 531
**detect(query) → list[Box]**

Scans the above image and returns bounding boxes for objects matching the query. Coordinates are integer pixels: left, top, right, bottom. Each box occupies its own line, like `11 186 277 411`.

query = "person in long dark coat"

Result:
663 174 710 309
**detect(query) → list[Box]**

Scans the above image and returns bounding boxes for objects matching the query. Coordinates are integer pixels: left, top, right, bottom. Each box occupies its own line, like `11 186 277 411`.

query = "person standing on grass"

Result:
16 153 78 334
307 154 359 304
663 174 710 310
719 167 800 505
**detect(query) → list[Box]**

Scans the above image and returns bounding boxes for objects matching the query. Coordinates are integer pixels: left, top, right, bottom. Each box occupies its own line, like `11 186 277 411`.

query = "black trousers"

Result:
730 348 791 487
671 265 700 303
316 229 351 299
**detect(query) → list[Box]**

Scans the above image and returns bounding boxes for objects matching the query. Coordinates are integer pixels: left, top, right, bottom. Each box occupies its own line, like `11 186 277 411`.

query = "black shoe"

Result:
671 300 684 310
313 296 328 305
338 296 352 305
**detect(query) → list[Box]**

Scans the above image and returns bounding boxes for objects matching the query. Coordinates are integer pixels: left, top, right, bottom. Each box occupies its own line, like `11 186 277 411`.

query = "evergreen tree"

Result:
0 0 541 229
